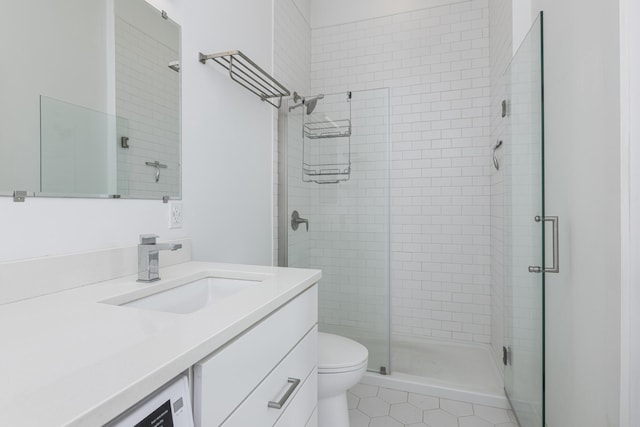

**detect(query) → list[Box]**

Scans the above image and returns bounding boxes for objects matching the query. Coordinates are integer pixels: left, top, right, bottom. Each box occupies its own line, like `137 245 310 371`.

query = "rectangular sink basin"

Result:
120 276 262 314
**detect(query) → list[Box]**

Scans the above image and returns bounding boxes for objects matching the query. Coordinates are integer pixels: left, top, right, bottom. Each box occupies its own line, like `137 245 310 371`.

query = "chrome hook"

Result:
493 140 503 171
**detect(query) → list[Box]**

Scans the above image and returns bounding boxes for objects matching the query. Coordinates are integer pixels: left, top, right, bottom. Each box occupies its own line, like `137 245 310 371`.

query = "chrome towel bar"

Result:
199 50 290 108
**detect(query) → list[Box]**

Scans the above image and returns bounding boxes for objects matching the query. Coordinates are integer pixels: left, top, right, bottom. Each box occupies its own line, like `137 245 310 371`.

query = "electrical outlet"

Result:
169 202 183 229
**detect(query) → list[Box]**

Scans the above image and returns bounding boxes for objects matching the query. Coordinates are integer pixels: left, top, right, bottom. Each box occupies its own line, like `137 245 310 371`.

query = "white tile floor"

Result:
348 383 518 427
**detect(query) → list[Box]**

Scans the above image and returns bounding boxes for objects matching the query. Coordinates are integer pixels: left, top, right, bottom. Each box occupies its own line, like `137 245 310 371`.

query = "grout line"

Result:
311 0 474 31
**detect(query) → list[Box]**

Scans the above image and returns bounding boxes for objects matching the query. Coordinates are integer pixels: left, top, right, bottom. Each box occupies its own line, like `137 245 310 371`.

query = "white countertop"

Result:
0 261 321 426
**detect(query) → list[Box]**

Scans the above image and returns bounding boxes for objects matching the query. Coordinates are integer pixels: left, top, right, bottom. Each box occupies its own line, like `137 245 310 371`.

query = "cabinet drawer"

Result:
223 327 317 427
304 407 317 427
273 372 317 427
194 285 318 427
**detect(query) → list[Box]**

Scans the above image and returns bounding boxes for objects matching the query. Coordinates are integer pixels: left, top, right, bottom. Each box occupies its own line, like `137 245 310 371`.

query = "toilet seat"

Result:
318 332 368 374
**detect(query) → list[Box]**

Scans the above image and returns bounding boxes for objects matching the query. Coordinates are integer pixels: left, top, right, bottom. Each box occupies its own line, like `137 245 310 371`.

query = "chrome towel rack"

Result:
198 50 290 108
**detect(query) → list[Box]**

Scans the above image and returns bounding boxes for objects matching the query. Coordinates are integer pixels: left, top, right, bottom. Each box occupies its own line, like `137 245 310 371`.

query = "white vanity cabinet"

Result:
194 285 318 427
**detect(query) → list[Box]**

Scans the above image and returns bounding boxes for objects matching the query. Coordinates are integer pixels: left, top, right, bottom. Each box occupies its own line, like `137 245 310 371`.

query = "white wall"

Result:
311 1 493 344
620 0 640 425
181 0 275 265
273 0 312 266
627 41 640 427
310 0 455 28
0 197 185 262
529 1 622 426
511 0 532 54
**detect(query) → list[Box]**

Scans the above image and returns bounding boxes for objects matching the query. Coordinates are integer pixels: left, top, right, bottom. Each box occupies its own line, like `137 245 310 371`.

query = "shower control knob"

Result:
291 210 309 232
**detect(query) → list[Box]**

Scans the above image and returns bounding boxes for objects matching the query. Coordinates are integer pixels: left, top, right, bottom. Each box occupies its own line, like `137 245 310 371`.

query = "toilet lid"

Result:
318 332 368 372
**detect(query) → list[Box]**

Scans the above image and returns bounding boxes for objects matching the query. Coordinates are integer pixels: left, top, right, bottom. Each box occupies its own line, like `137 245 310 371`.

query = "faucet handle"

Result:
139 234 159 244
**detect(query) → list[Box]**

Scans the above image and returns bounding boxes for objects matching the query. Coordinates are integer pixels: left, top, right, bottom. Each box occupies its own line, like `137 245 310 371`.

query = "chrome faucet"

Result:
137 234 182 283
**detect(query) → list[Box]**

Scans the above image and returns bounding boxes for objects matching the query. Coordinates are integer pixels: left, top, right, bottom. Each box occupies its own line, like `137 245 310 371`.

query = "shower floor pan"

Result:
362 336 508 408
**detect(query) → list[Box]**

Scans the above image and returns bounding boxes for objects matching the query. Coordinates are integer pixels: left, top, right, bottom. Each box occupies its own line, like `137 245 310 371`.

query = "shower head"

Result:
304 94 324 115
305 98 319 114
288 93 324 114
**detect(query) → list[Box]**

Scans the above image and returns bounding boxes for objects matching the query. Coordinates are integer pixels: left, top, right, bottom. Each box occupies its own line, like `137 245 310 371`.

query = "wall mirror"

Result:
0 0 181 200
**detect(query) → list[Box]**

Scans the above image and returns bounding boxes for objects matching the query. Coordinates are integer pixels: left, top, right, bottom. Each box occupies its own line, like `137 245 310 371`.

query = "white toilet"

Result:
317 332 368 427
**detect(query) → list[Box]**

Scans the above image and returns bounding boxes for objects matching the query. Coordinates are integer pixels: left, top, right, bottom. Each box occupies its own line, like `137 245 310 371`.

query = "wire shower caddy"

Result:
302 92 352 184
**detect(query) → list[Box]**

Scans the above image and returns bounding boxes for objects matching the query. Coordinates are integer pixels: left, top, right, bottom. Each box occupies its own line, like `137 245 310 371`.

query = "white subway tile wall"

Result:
305 89 391 370
284 107 313 270
310 1 492 344
273 0 312 265
115 17 180 198
275 0 391 367
489 0 512 367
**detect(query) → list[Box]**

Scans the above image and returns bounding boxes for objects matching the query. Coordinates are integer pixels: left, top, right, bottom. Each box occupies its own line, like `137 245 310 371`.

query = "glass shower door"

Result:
504 12 545 427
281 89 390 373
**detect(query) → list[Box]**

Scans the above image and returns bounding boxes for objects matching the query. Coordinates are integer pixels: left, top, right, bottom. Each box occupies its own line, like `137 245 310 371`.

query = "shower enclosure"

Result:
279 88 391 373
276 9 547 422
504 12 546 427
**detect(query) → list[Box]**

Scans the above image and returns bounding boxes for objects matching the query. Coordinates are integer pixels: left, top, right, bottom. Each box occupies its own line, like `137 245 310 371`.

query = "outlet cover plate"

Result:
169 202 183 229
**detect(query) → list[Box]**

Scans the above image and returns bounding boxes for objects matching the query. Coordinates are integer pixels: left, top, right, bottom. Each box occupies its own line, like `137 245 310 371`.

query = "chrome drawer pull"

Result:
268 377 301 409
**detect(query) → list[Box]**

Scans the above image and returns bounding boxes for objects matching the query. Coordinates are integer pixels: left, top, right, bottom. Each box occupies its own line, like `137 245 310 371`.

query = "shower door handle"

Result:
528 215 559 273
291 210 309 231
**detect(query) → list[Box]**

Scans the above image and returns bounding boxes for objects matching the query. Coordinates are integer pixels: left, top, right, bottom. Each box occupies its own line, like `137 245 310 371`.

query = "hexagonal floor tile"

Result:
378 387 408 404
474 404 511 424
390 402 423 424
347 391 360 410
369 415 403 427
423 408 458 427
458 415 493 427
408 392 439 410
349 409 370 427
358 396 390 417
440 398 474 416
350 383 379 398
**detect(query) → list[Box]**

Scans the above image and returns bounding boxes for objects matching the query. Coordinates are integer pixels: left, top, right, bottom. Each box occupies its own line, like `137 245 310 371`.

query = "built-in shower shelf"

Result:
303 119 351 139
198 50 290 108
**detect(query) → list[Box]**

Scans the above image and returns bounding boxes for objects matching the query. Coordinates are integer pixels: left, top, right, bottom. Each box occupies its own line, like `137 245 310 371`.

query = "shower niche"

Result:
302 92 352 184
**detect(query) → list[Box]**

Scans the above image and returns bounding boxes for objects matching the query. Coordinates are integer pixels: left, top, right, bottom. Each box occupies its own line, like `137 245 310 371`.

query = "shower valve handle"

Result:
291 210 309 232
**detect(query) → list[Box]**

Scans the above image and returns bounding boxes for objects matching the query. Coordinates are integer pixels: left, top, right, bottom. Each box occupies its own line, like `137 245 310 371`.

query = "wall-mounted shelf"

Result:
198 50 290 108
303 162 351 184
303 119 351 139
